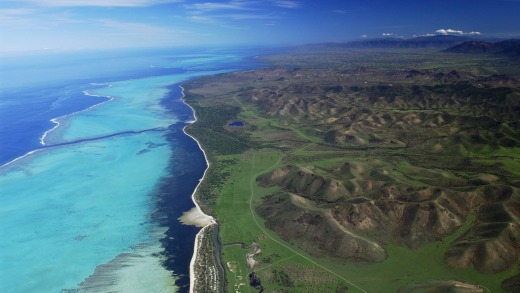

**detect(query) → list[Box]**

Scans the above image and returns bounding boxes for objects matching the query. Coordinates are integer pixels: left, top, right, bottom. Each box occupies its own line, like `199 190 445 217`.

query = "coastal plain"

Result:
184 48 520 292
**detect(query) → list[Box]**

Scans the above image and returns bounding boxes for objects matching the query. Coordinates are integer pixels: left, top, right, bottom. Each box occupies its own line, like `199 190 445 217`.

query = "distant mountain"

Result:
303 36 520 56
442 41 498 54
496 39 520 56
443 39 520 56
496 39 520 49
345 35 471 49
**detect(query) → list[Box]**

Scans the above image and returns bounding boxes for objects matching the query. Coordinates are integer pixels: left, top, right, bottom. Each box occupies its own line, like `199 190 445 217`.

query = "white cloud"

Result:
185 0 300 28
0 8 82 29
186 0 300 13
0 8 34 16
271 0 300 9
189 15 218 24
435 28 481 36
0 8 34 26
188 12 277 31
226 13 276 20
360 34 368 38
98 19 186 35
6 0 182 7
382 33 394 36
190 12 274 23
186 1 256 12
436 29 463 35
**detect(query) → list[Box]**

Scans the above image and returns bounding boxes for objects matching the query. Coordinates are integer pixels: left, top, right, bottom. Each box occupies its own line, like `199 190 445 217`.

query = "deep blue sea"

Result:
0 47 268 292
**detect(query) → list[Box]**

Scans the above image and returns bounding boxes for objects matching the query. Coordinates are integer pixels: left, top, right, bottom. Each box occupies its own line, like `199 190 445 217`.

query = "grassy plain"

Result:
216 150 371 293
184 48 520 292
206 148 517 293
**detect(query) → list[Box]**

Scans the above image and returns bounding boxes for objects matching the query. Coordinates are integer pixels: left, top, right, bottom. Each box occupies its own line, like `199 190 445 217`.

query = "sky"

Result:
1 0 520 52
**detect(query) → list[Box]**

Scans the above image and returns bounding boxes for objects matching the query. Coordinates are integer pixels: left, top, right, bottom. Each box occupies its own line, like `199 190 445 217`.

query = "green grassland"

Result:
202 149 517 292
184 49 520 292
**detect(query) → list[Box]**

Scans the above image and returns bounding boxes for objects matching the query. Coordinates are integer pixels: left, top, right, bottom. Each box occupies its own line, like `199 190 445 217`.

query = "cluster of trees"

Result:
186 102 251 156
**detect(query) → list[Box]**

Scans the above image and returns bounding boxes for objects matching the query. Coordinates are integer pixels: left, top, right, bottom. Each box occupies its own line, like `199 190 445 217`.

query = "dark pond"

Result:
229 121 245 127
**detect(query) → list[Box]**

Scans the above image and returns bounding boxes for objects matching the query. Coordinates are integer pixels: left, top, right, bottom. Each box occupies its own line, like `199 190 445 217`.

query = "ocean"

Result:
0 47 265 292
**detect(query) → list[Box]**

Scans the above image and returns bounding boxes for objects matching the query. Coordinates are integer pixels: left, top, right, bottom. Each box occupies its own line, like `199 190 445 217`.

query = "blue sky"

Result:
1 0 519 52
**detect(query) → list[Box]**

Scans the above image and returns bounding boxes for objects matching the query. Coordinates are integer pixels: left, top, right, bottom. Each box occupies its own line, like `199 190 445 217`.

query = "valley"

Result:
184 48 520 292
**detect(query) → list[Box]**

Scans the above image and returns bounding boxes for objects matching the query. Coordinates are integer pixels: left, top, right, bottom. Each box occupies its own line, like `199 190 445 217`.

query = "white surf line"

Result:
180 86 217 293
39 118 60 146
4 86 114 169
0 149 41 169
248 151 368 293
39 88 114 146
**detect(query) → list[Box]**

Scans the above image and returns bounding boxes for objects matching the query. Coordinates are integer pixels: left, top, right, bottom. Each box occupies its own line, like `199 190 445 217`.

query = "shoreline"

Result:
180 85 217 293
180 86 214 219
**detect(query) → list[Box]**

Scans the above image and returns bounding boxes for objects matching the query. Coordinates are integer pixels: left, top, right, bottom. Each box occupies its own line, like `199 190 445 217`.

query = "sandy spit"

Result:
180 86 217 293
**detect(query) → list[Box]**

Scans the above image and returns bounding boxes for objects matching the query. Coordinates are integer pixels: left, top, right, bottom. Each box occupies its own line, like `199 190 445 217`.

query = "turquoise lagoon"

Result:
0 49 262 292
57 72 224 143
1 132 172 292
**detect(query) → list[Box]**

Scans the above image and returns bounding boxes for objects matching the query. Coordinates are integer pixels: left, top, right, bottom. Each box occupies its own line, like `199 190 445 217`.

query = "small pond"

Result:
229 121 245 127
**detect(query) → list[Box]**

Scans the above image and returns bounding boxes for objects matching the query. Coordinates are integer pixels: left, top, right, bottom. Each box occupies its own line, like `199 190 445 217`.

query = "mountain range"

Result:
443 39 520 56
311 35 520 57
